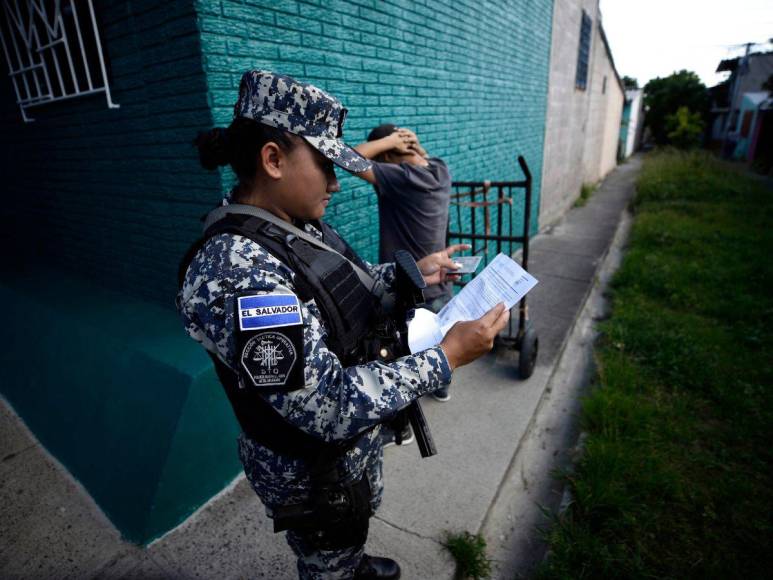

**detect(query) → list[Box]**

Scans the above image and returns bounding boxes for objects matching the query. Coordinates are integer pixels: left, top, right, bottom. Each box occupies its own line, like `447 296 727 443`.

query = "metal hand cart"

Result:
446 156 539 379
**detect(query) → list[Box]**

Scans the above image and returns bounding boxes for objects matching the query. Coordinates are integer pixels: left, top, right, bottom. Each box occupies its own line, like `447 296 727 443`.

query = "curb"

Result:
479 197 635 578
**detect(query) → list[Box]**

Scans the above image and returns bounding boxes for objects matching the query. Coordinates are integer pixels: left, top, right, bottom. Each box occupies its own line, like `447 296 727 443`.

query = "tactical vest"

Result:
178 210 383 460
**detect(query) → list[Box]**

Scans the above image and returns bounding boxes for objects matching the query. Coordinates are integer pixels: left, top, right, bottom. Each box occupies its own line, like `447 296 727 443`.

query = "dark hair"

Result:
194 118 297 186
366 123 397 142
366 123 399 163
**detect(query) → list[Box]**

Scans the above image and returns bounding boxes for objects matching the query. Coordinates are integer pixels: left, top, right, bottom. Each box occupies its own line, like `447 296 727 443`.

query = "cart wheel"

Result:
518 326 539 379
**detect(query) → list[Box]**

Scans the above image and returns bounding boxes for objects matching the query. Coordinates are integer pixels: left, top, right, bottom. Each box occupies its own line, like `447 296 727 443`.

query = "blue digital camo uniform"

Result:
177 220 452 579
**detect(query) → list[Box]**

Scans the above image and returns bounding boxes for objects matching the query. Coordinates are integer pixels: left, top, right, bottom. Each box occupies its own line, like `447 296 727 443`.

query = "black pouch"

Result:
313 474 373 525
273 474 372 550
303 475 372 551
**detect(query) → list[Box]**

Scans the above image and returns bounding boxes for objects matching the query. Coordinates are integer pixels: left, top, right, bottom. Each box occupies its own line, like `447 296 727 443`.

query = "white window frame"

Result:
0 0 119 122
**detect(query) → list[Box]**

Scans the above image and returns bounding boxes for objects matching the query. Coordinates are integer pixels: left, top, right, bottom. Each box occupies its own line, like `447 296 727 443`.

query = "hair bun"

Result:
194 127 231 170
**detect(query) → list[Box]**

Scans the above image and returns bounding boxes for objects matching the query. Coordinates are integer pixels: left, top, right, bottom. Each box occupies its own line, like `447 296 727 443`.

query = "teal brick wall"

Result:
0 0 212 307
0 1 241 544
195 0 553 263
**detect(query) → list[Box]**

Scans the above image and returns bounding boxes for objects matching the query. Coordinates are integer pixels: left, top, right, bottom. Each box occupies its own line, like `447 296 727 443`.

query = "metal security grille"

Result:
0 0 118 122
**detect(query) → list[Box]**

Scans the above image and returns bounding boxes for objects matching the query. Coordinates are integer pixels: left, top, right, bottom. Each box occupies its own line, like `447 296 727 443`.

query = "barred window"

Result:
0 0 119 122
575 10 592 91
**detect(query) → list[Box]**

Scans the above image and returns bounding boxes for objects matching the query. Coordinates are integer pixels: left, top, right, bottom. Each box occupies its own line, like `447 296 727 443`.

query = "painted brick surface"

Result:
0 0 245 544
194 0 553 263
0 0 212 308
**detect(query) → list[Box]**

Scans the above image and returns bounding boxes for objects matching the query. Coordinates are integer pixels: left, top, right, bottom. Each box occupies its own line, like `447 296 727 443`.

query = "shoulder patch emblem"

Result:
241 332 298 387
238 294 302 330
235 292 305 390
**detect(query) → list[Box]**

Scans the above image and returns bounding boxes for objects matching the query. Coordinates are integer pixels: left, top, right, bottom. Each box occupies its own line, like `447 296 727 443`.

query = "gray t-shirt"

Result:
372 158 452 301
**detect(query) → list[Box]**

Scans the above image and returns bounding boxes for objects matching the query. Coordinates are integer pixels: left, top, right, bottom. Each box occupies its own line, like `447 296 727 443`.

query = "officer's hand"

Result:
439 303 510 370
417 244 471 286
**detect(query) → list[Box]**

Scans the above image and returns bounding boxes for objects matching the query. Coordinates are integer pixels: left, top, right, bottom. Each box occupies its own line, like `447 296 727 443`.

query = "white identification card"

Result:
452 255 483 274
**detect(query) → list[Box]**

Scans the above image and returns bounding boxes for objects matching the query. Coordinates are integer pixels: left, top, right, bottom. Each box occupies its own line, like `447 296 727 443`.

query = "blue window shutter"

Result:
575 11 592 90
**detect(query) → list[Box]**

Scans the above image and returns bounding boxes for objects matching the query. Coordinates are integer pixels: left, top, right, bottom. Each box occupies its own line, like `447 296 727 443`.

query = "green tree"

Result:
644 70 709 145
665 106 704 149
622 75 639 90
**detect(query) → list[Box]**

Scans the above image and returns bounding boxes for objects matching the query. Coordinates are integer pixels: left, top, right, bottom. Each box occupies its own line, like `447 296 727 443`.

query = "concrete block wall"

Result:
193 0 554 263
583 23 623 182
580 26 604 182
539 0 600 228
0 0 213 308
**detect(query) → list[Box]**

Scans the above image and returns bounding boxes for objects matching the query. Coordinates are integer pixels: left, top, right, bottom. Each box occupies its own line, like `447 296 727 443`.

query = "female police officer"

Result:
177 71 509 580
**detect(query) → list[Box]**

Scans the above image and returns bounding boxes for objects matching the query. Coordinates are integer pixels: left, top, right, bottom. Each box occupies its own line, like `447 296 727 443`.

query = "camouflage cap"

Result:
233 70 371 173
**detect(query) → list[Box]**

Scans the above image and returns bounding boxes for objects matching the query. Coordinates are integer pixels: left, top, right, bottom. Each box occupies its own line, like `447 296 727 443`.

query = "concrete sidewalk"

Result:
0 156 642 580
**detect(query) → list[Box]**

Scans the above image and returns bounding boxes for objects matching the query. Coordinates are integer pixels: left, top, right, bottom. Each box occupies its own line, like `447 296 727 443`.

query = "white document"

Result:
407 307 445 354
407 253 538 353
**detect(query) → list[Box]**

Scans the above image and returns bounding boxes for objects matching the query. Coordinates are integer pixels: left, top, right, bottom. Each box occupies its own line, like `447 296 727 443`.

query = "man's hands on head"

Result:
390 128 417 154
352 127 428 182
417 244 470 286
439 303 510 370
392 128 428 158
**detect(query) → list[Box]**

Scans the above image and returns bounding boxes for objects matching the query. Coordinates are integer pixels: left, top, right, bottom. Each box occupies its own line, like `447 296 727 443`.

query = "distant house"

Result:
711 50 773 159
540 0 625 228
732 92 769 160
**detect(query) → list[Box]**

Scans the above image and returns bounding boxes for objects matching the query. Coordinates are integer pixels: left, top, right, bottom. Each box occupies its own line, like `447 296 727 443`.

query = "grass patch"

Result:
574 183 597 207
444 531 492 579
538 150 773 579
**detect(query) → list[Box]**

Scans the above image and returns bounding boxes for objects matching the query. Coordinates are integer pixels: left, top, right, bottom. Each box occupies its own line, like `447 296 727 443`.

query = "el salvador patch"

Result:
238 294 302 330
236 292 305 390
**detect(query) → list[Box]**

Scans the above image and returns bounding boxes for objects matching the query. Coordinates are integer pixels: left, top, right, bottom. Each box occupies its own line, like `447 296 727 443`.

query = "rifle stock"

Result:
407 399 436 457
392 250 438 458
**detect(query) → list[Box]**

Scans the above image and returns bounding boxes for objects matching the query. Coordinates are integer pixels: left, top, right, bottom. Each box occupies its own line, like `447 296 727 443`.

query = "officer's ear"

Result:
260 142 285 180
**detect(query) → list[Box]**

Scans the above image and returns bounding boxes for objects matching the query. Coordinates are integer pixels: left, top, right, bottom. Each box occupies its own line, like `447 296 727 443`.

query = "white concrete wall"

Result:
580 19 624 187
592 34 624 179
581 23 605 183
540 0 624 229
624 90 644 157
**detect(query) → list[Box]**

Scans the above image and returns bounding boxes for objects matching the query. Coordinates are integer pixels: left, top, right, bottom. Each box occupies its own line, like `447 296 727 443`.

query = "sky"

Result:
598 0 773 89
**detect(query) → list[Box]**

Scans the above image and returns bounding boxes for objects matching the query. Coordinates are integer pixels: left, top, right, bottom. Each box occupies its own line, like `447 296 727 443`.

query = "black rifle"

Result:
385 250 438 458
